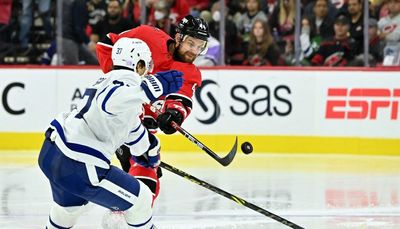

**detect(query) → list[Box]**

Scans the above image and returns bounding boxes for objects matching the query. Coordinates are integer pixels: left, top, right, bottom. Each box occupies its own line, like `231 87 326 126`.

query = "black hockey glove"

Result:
142 116 159 131
157 108 183 134
115 145 131 172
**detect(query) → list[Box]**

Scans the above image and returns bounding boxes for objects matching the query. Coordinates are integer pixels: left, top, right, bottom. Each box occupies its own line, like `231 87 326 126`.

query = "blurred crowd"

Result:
0 0 399 66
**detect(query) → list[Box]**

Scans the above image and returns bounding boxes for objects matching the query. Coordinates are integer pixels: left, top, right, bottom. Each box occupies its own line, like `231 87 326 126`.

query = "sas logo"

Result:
325 88 400 120
195 80 220 124
195 80 292 124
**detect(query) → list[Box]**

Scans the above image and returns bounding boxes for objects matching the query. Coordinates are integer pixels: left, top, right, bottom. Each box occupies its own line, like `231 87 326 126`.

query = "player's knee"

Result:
46 202 86 228
124 180 154 228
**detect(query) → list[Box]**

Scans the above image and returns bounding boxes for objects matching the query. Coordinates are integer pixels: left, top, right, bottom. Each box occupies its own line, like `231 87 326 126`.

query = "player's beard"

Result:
174 45 196 63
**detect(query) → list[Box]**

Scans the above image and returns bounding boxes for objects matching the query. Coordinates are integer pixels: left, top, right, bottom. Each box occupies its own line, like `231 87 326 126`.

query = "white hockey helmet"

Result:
111 38 153 76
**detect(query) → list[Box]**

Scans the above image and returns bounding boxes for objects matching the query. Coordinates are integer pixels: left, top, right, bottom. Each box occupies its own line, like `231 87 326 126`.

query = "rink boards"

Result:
0 67 399 155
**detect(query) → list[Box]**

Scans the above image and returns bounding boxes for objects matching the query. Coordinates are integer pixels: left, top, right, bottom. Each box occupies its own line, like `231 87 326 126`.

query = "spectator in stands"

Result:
309 0 335 40
228 0 247 25
311 14 356 66
0 0 13 43
378 0 392 18
304 0 338 18
369 0 381 19
299 17 314 62
199 9 212 24
61 0 97 65
91 0 134 45
300 0 335 64
282 34 295 65
0 0 13 62
269 0 296 52
148 0 176 37
208 2 240 64
147 0 189 26
236 0 268 43
350 18 384 66
367 18 384 64
243 18 282 66
18 0 52 53
122 0 142 25
187 0 210 17
378 0 400 65
301 0 334 56
87 0 107 27
347 0 364 54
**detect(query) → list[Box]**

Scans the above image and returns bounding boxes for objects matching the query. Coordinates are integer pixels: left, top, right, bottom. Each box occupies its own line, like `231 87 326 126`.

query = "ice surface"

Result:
0 152 399 229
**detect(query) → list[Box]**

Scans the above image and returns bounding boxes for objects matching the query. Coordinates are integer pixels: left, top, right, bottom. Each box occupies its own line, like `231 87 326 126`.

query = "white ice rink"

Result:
1 151 400 229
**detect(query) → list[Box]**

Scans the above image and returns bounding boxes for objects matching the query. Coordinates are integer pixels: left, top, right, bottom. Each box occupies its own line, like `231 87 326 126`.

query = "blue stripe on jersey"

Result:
50 120 110 164
49 216 71 229
96 85 108 101
130 124 141 133
125 128 146 146
101 84 123 115
127 216 152 227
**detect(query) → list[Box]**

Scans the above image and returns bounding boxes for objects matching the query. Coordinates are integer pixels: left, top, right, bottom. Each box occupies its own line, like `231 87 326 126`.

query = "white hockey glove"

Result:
131 133 160 168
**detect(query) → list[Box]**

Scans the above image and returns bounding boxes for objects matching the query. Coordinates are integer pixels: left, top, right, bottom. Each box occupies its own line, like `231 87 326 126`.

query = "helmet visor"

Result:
182 35 208 56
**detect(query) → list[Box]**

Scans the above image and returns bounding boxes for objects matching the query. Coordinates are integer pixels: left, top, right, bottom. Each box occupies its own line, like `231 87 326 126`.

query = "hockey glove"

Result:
142 116 158 133
157 108 183 135
131 133 160 168
115 145 131 172
140 70 183 102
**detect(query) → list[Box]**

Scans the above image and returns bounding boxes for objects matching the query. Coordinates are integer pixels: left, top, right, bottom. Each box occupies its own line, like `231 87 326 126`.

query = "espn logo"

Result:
325 88 400 120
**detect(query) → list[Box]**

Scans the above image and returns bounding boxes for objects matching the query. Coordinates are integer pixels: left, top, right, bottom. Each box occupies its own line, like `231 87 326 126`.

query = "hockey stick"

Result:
170 121 237 166
152 105 238 166
160 161 305 229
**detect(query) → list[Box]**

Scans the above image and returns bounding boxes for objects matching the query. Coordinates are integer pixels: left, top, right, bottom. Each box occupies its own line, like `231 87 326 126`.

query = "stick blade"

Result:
219 136 238 166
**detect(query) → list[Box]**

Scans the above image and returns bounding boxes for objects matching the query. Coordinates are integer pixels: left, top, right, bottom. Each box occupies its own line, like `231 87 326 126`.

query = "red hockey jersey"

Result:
96 25 202 124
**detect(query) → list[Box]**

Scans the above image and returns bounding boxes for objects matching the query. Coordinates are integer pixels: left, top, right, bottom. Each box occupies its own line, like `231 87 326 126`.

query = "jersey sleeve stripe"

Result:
50 119 110 164
130 124 142 133
124 128 147 146
101 84 123 115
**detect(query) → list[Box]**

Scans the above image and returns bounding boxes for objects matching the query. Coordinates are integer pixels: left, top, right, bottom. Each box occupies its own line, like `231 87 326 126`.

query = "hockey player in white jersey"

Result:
38 37 183 229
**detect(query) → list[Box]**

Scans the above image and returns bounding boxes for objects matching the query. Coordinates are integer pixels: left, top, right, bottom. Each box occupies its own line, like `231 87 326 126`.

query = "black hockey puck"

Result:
241 142 253 155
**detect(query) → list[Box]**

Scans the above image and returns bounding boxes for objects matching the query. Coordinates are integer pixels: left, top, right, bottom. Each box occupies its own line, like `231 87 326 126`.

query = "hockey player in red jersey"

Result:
96 15 210 203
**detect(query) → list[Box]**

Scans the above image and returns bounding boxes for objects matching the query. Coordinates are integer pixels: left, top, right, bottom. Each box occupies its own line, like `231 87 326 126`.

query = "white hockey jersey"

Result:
50 69 152 168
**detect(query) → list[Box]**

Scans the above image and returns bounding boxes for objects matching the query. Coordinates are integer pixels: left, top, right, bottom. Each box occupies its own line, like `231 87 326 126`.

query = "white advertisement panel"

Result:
315 71 400 138
0 68 399 139
184 70 316 135
55 69 103 113
0 69 102 132
0 69 57 132
184 69 400 138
